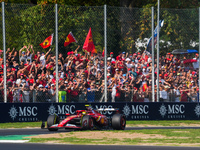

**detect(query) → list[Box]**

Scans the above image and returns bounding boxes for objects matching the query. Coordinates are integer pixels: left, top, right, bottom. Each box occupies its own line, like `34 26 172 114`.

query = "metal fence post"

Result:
55 4 59 103
151 7 155 102
157 0 160 102
33 89 36 103
199 7 200 103
2 2 7 103
104 4 107 102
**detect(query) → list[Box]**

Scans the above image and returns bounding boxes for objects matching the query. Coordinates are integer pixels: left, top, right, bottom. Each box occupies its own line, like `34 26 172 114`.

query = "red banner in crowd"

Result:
40 34 54 49
83 28 96 53
64 32 77 47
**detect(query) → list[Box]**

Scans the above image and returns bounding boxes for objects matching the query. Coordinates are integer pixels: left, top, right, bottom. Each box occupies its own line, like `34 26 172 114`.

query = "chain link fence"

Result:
0 3 199 103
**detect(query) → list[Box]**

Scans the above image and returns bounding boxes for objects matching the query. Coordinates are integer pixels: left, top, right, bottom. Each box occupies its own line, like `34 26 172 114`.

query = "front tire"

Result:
112 114 126 130
81 115 94 130
47 114 60 131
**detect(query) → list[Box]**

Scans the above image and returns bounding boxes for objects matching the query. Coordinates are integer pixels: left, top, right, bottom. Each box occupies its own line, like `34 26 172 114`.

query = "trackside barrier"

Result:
1 102 200 123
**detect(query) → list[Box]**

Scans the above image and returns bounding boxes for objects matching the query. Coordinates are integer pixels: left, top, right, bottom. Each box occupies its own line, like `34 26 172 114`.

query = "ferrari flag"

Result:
83 28 96 53
64 32 77 47
40 34 54 49
146 20 164 53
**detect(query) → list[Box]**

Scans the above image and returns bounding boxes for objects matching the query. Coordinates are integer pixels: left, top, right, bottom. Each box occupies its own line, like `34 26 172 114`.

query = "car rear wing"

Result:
85 104 120 112
96 108 119 112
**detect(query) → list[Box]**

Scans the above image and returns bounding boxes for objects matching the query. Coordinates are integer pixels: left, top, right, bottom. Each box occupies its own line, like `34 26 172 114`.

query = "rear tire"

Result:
112 114 126 130
81 115 94 130
47 114 60 131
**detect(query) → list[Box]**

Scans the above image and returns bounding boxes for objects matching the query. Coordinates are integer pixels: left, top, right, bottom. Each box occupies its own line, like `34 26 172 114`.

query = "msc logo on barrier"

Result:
48 104 57 115
159 104 185 119
122 104 131 117
194 104 200 118
47 104 76 119
9 105 18 120
8 105 38 121
159 104 167 118
122 104 149 119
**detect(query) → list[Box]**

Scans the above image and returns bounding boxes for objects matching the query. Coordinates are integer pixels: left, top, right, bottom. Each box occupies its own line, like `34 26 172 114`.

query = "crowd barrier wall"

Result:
1 102 200 123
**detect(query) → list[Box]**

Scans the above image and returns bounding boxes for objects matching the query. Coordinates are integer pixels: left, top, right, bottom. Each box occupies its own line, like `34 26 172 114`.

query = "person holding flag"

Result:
40 33 54 49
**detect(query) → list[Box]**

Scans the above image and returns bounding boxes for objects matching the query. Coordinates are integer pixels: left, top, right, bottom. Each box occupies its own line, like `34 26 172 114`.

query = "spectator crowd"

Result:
0 45 199 103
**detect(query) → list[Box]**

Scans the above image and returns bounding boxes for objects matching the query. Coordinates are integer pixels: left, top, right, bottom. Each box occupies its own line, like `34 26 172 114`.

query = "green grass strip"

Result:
0 120 200 128
28 129 200 146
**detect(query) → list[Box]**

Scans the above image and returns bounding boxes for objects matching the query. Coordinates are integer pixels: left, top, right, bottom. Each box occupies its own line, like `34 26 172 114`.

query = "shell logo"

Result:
100 118 104 124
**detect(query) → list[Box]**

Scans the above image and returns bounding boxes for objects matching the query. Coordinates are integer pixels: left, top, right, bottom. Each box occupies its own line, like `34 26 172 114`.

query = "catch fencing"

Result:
0 3 199 103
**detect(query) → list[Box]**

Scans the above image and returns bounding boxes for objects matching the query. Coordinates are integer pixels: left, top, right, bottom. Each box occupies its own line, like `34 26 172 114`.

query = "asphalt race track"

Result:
1 143 200 150
1 127 200 150
1 127 200 136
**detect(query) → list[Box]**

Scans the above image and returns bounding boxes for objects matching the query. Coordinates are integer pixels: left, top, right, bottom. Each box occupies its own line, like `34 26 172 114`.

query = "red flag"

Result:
40 34 53 49
83 28 95 53
142 83 147 92
102 49 104 57
64 32 77 47
91 48 97 54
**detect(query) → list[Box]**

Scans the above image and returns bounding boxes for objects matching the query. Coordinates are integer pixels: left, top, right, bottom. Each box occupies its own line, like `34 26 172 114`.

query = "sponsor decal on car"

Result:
66 124 76 127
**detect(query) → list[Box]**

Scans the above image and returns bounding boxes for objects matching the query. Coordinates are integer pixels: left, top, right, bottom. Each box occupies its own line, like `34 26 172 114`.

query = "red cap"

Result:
110 52 113 55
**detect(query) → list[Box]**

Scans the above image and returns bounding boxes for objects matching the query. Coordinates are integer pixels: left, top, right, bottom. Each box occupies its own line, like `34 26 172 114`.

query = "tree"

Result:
120 0 200 54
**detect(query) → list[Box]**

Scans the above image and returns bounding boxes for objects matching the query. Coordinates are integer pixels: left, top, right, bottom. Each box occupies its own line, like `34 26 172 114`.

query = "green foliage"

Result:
0 120 200 128
36 0 120 6
1 1 200 55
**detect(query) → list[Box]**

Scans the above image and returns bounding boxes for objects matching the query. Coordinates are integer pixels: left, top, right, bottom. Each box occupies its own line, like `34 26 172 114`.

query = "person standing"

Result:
49 84 56 102
58 85 67 103
87 83 96 102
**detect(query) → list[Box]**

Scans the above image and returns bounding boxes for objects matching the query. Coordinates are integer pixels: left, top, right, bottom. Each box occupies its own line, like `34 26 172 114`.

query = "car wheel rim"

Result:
89 118 94 129
121 117 125 129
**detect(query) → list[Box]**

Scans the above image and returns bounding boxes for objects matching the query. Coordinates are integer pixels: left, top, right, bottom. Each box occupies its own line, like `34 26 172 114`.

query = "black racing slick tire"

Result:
81 115 94 130
47 114 60 131
112 114 126 130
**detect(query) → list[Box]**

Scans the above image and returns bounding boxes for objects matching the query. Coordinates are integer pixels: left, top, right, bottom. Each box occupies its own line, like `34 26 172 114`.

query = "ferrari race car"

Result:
42 105 126 131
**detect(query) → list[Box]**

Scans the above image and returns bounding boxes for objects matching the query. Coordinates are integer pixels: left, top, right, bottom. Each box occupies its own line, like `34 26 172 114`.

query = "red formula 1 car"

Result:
42 105 126 131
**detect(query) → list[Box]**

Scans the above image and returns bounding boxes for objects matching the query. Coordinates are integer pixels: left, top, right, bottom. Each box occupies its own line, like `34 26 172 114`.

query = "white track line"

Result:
0 140 29 143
